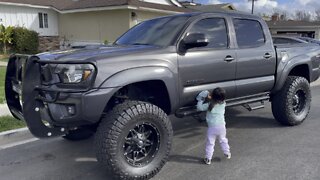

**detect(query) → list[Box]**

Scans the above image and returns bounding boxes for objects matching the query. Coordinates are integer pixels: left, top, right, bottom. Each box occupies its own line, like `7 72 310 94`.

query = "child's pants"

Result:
205 125 230 160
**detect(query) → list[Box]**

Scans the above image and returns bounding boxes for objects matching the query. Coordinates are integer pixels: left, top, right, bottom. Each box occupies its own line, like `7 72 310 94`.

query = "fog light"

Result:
67 106 76 115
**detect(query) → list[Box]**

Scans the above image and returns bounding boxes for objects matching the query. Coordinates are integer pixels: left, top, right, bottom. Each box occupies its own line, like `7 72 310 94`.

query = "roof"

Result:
267 20 320 28
184 3 236 12
0 0 193 13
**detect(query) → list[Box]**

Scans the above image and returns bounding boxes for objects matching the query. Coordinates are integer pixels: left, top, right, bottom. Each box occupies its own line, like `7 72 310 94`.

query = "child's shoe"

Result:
224 153 231 159
204 158 211 165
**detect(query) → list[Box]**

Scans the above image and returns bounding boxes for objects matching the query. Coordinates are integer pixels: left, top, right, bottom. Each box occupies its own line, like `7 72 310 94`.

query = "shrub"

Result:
12 27 39 54
0 24 14 54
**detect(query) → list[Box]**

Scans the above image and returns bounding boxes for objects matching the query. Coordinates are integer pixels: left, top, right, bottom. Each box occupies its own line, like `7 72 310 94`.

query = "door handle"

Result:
263 53 272 59
224 56 235 62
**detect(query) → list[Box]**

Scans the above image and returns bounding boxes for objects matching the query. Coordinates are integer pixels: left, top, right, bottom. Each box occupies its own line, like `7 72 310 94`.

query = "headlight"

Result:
54 64 96 88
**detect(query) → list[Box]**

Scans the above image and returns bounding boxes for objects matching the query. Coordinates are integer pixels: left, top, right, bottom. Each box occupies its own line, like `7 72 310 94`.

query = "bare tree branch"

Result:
295 10 311 21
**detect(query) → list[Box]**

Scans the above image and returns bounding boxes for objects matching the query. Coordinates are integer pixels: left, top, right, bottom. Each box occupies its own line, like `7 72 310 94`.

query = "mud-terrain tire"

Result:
63 127 94 141
272 76 311 126
95 101 173 180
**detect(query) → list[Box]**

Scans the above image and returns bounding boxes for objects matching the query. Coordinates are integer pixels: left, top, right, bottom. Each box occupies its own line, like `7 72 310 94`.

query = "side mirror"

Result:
183 33 209 49
178 33 209 54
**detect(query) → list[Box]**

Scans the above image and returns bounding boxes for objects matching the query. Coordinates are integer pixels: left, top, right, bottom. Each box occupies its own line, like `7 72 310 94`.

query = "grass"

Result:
0 116 26 132
0 67 6 104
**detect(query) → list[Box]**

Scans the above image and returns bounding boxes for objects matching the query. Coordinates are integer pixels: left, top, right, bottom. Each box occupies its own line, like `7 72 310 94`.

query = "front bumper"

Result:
5 55 117 138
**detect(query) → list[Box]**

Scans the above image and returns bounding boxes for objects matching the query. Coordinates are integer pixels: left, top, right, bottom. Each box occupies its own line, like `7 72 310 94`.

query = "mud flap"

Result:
5 55 65 138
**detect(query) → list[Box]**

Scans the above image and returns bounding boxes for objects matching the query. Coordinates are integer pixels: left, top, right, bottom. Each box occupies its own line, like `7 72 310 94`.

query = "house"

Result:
180 2 236 11
0 0 236 51
267 17 320 39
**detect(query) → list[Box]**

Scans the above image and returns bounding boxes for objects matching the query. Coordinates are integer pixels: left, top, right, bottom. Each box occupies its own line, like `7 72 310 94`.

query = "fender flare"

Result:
273 54 312 93
99 66 179 113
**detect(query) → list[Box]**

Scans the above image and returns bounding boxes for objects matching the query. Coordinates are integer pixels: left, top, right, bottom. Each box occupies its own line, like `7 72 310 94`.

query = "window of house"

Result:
44 13 48 28
233 19 265 48
188 18 229 49
38 13 48 28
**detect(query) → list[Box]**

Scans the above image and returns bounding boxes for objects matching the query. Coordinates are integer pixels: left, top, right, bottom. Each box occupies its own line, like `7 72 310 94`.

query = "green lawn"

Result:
0 67 6 104
0 116 26 132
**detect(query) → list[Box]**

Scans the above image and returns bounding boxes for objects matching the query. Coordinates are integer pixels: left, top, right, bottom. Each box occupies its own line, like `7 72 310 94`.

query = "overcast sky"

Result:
193 0 320 16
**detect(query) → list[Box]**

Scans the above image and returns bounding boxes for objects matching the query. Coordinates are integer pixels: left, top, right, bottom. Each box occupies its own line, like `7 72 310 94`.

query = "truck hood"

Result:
37 45 160 61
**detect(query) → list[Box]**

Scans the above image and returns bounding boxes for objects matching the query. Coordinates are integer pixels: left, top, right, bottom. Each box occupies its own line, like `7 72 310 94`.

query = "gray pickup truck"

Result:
5 11 320 179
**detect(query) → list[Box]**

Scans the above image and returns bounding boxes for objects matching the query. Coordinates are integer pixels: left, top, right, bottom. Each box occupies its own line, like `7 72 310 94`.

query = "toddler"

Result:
196 87 231 165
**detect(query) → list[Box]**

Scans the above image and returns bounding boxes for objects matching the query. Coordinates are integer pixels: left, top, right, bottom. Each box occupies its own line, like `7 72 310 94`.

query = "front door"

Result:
178 16 237 106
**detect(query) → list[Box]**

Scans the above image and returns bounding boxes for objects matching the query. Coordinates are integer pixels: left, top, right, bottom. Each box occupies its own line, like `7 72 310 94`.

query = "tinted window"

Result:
233 19 265 48
116 16 190 47
188 18 228 49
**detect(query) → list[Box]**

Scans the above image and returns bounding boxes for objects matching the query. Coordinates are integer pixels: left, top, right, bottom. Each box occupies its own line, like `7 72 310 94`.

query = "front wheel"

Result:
95 101 173 180
272 76 311 126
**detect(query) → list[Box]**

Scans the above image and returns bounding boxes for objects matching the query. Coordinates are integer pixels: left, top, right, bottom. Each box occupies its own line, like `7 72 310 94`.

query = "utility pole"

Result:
251 0 255 14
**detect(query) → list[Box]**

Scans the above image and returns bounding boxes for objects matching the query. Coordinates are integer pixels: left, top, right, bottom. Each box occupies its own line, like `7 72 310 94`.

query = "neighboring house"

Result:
180 2 236 11
0 0 236 51
0 0 191 51
267 20 320 39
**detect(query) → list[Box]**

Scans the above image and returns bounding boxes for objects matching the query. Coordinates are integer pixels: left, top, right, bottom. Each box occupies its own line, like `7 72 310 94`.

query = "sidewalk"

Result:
0 104 10 116
0 61 7 67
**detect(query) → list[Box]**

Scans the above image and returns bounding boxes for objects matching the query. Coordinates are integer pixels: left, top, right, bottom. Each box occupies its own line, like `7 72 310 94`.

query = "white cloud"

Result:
207 0 222 4
232 0 278 14
229 0 320 19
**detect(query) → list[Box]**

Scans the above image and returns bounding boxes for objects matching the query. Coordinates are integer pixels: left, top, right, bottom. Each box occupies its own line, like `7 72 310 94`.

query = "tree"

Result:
273 8 288 21
315 9 320 21
294 10 311 21
0 24 14 54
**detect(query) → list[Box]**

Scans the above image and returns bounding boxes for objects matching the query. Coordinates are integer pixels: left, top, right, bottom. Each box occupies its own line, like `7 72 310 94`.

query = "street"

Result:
0 85 320 180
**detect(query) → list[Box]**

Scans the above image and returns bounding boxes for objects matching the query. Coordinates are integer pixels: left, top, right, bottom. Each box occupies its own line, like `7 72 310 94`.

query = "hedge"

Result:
12 27 39 54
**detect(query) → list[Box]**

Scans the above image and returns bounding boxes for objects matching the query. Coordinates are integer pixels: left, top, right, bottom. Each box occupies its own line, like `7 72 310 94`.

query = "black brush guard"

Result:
5 54 66 138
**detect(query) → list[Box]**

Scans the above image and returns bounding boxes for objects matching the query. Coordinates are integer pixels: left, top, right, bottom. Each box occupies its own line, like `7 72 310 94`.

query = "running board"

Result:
242 102 265 111
226 93 270 107
175 93 270 118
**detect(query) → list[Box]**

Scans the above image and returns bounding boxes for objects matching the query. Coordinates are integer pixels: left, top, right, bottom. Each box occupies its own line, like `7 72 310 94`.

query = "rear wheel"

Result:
95 101 173 180
272 76 311 126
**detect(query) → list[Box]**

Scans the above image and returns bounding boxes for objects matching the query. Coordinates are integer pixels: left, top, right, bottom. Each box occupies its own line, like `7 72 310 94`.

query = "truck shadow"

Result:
172 107 282 139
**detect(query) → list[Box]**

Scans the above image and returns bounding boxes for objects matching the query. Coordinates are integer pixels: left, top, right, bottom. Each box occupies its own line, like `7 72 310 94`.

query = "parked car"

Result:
5 11 320 179
298 36 320 45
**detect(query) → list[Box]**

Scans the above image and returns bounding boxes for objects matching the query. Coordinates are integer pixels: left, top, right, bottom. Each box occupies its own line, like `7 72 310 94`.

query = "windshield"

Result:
115 15 190 47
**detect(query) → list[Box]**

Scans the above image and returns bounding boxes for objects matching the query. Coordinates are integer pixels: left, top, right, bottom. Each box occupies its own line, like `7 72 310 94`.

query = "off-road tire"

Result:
272 76 311 126
63 127 95 141
95 101 173 180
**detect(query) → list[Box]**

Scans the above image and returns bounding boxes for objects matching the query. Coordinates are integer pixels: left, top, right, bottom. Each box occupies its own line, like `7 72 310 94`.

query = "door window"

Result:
188 18 229 49
233 19 265 48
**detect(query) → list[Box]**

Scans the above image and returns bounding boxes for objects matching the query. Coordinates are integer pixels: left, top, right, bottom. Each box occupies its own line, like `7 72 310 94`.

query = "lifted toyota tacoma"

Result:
5 12 320 179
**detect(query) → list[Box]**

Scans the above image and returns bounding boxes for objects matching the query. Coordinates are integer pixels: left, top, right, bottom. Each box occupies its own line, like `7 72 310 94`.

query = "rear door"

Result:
178 15 237 106
232 18 277 97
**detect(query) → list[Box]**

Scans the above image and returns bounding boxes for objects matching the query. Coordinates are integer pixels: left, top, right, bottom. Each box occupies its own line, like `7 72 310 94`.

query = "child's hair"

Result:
208 87 226 111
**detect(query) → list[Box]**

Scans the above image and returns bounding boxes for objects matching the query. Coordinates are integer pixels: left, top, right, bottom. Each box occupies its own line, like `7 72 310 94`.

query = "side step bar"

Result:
175 93 270 118
242 102 265 111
